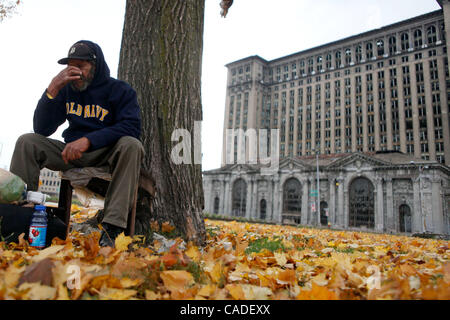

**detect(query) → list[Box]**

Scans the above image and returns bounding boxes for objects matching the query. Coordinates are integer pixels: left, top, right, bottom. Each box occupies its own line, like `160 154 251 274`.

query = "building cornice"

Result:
268 10 443 65
225 9 443 69
225 55 269 68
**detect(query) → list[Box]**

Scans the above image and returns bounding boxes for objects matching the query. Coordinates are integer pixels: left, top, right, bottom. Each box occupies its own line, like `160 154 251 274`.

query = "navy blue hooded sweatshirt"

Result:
33 40 141 151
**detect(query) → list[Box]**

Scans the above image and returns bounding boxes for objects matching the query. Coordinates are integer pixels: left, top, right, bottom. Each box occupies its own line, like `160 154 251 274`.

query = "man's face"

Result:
68 59 95 92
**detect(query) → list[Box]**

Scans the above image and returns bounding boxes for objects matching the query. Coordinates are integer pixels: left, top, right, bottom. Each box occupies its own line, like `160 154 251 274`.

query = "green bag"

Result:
0 169 26 204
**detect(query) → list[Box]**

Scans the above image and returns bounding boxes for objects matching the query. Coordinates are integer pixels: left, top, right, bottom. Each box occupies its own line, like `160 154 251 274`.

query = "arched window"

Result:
335 51 342 68
414 29 423 48
399 204 412 233
213 196 220 214
232 179 247 217
299 59 305 74
260 199 267 220
316 55 323 72
355 45 362 62
376 39 384 56
283 178 302 213
427 25 437 44
366 42 373 59
308 57 314 73
326 53 332 69
401 33 410 51
345 48 352 64
349 177 375 229
388 36 397 55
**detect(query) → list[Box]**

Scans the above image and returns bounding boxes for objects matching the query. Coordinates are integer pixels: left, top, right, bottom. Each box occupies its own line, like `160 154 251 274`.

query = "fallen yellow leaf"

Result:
115 233 133 252
226 284 245 300
160 270 194 291
17 282 57 300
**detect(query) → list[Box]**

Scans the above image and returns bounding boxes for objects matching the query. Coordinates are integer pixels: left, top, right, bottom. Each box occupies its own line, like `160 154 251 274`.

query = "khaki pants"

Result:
10 133 144 229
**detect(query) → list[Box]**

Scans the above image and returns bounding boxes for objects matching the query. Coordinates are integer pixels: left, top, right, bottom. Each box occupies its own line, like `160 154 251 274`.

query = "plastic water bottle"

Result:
28 205 48 249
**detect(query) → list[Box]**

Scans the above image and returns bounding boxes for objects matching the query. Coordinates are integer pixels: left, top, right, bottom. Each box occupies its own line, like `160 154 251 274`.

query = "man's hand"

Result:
61 137 91 164
47 66 83 97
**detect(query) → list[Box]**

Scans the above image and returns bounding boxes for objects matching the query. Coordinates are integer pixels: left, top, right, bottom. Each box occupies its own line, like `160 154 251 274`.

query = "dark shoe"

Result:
99 222 125 247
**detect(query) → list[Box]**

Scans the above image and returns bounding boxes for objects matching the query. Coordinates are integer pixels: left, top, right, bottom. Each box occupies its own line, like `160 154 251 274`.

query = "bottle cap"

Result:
35 205 46 211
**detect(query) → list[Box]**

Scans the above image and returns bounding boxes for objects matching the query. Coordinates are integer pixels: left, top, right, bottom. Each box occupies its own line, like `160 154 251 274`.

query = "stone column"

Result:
273 177 281 223
329 178 336 225
343 178 349 228
385 177 394 232
431 177 444 234
309 177 316 225
267 179 274 221
421 177 434 233
221 179 227 214
376 177 384 232
224 178 231 216
301 179 309 225
252 179 258 220
337 177 344 228
413 177 423 233
204 180 212 213
245 178 252 219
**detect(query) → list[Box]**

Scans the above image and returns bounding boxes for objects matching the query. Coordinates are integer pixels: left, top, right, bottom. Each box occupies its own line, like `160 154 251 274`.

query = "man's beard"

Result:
71 64 95 92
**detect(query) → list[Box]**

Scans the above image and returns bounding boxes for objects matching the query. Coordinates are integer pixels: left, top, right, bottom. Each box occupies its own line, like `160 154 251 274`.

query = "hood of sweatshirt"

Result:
71 40 111 89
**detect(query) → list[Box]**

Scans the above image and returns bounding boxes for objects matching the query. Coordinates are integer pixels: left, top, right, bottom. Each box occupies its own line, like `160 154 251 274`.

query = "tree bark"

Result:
118 0 206 245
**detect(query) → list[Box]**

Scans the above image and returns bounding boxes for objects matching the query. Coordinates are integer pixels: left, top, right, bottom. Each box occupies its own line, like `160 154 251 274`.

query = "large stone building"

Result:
203 2 450 235
38 168 61 198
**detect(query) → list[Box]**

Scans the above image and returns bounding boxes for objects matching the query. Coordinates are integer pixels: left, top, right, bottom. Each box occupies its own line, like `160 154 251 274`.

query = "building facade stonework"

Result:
203 152 450 235
203 2 450 235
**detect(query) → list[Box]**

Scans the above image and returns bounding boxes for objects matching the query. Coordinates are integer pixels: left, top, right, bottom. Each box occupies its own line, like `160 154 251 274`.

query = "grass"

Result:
203 212 276 226
245 237 286 254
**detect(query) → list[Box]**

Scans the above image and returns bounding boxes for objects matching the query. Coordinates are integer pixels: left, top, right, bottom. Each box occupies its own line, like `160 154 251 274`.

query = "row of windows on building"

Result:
229 50 446 127
229 47 444 90
42 180 60 187
228 57 448 163
213 177 413 232
229 23 444 85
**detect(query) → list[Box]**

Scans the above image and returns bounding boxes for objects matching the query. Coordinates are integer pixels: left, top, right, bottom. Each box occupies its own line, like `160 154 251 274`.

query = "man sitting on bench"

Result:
9 40 144 247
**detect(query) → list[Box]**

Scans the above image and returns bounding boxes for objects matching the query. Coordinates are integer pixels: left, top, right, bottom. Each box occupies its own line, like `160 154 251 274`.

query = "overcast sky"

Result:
0 0 442 171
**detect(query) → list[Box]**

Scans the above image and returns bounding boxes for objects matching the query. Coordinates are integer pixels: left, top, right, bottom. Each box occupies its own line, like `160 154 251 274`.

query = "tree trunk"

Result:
118 0 206 245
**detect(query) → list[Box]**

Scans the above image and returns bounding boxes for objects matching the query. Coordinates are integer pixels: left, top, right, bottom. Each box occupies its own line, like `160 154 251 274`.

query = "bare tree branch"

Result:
0 0 21 23
220 0 233 18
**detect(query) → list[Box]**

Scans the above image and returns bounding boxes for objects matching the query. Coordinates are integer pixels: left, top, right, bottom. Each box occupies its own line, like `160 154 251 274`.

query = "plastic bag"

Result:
0 169 26 204
73 186 105 209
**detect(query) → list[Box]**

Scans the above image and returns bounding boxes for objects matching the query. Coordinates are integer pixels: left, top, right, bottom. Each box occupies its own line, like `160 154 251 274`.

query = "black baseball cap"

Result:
58 42 97 65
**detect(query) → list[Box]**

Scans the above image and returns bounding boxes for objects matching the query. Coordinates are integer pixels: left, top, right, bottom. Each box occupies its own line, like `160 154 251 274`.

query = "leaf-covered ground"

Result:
0 206 449 300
